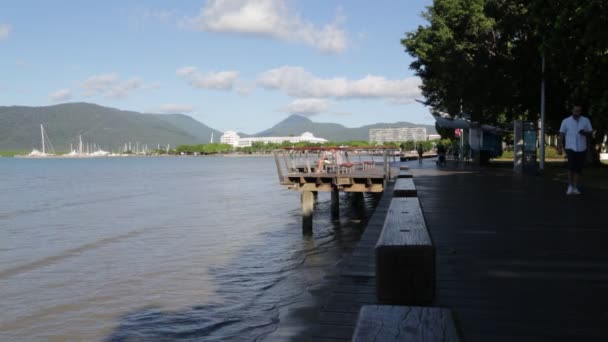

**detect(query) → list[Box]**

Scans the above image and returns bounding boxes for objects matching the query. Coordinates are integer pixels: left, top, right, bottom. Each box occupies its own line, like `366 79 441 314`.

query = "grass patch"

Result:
0 151 26 157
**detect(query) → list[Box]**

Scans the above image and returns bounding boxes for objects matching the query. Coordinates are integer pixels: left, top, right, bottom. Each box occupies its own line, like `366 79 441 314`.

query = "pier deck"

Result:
274 148 397 194
283 167 388 193
304 160 608 341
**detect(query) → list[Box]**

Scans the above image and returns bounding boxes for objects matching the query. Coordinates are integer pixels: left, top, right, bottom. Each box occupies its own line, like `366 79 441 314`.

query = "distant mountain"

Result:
0 103 220 151
0 103 437 151
254 115 437 141
146 113 221 143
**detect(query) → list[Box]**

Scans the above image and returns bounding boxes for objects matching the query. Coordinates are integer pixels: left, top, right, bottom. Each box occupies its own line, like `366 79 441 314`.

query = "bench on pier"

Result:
352 305 459 342
397 170 413 178
375 197 434 304
393 178 417 197
339 162 355 174
399 165 410 171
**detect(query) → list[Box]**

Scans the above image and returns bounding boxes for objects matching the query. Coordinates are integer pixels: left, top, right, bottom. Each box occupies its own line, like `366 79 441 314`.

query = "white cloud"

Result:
80 73 151 99
176 66 239 91
49 89 72 102
154 103 195 114
0 23 11 40
258 66 422 102
284 98 328 116
176 66 198 77
181 0 347 53
106 78 144 99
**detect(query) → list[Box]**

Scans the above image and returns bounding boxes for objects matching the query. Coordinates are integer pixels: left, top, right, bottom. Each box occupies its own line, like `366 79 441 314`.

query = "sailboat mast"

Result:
41 124 45 154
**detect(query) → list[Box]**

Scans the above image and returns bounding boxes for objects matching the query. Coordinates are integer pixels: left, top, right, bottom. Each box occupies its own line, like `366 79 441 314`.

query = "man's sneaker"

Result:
571 187 581 195
566 185 574 195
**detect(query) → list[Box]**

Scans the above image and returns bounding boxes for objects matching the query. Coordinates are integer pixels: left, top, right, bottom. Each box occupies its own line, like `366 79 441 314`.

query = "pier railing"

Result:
272 147 397 186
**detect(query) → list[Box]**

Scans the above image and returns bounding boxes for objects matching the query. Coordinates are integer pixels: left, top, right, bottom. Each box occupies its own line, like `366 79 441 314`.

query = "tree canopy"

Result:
403 0 608 142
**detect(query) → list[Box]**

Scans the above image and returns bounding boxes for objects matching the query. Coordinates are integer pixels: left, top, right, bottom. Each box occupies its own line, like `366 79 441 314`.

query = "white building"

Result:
427 134 442 140
220 131 240 147
369 127 427 144
221 131 328 147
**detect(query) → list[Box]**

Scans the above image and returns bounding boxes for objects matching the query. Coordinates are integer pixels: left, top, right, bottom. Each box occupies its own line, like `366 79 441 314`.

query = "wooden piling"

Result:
331 187 340 220
301 191 314 234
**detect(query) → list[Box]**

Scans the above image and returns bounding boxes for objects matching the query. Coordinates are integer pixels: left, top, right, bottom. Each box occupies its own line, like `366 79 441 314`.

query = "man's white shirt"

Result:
559 115 592 152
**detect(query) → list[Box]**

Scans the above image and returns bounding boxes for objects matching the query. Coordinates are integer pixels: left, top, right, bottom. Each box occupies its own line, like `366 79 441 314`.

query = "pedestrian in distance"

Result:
557 103 593 195
436 143 447 166
417 144 424 164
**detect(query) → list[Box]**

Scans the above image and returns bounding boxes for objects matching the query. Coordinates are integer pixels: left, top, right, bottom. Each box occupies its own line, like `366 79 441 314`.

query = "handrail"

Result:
272 147 397 183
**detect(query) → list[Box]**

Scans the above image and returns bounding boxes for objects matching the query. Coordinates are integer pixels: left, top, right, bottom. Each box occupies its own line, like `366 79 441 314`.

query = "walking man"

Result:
557 103 593 195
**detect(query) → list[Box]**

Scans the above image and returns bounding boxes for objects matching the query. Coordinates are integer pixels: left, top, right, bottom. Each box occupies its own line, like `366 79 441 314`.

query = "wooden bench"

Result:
393 178 417 197
397 170 413 178
339 162 355 173
375 198 434 304
352 305 459 342
399 165 410 170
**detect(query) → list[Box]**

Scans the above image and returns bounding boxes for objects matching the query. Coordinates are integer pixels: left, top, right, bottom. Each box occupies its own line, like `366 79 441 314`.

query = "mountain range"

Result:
0 103 436 151
256 114 436 142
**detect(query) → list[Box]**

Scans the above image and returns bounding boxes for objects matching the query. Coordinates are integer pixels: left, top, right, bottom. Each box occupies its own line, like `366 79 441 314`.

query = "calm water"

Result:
0 157 378 341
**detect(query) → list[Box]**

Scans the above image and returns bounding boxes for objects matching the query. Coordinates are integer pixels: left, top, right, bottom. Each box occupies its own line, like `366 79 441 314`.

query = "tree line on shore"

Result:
163 140 446 155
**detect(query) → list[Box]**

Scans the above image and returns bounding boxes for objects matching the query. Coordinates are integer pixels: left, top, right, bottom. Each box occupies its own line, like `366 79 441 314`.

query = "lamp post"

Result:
540 55 546 170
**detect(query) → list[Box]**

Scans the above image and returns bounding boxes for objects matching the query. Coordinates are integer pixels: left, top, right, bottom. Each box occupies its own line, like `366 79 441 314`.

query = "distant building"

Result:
369 127 427 144
427 134 441 140
220 131 240 146
220 131 328 147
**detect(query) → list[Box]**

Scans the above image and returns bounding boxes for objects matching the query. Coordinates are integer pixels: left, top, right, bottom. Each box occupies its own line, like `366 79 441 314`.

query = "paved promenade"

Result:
416 162 608 341
304 159 608 341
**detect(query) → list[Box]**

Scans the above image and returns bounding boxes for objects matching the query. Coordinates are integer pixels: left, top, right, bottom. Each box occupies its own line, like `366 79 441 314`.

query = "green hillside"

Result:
254 115 437 141
146 113 222 143
0 103 211 151
0 103 438 152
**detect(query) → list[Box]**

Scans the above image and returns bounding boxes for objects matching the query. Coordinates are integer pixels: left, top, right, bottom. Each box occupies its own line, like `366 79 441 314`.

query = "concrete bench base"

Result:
393 178 417 197
397 170 413 178
376 197 434 304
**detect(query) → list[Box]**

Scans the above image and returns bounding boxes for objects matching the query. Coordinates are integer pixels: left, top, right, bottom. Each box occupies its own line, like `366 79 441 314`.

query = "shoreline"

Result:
4 153 275 159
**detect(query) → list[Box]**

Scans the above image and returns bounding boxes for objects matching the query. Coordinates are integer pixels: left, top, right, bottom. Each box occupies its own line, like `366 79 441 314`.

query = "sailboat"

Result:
20 124 56 157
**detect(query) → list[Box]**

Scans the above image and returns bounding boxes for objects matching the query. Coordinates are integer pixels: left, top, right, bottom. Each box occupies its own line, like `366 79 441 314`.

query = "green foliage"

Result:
498 146 562 160
400 141 417 151
0 151 26 157
234 140 377 154
174 143 233 154
402 0 608 155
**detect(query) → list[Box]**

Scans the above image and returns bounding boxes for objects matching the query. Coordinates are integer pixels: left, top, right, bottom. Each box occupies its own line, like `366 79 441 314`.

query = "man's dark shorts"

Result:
566 149 586 173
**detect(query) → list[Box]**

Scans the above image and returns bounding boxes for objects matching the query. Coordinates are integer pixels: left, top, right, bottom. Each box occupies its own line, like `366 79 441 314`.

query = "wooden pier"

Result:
274 147 397 234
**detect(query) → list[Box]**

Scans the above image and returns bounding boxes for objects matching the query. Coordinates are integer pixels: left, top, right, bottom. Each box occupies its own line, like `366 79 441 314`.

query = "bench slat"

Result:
352 305 459 342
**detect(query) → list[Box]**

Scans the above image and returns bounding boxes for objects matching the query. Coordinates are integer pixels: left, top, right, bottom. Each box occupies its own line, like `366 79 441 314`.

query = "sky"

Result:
0 0 435 133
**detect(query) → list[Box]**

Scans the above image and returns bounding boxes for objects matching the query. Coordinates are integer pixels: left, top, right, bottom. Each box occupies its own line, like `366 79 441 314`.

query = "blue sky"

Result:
0 0 434 133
